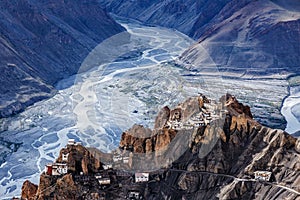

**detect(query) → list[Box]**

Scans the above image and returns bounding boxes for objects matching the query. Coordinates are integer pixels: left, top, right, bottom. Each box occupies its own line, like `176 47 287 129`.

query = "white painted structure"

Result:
254 171 272 181
123 156 130 164
103 164 113 170
135 173 149 183
67 139 75 145
45 163 68 176
98 178 111 185
62 153 69 161
113 155 122 162
128 191 141 199
67 139 82 146
113 154 130 164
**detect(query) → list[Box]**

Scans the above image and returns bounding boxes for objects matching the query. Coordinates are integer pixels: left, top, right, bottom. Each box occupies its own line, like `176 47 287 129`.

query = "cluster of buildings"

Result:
165 101 225 130
45 153 69 176
45 163 68 176
42 134 275 200
44 139 151 199
135 173 149 183
95 173 111 186
113 153 131 164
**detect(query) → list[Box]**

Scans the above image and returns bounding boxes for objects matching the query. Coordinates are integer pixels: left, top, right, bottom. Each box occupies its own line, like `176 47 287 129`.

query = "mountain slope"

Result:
100 0 300 77
0 0 126 117
99 0 232 38
179 0 300 77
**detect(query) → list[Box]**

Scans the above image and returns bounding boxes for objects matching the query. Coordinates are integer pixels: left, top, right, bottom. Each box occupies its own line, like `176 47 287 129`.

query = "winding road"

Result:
168 169 300 196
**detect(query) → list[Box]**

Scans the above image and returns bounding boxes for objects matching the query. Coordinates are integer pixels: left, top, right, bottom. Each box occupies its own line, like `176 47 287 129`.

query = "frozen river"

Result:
0 19 297 198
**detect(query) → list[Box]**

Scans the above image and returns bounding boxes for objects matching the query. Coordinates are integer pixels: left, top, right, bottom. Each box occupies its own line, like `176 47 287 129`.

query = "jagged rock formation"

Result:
19 94 300 199
21 180 38 200
0 0 126 117
56 143 102 175
120 96 208 153
20 143 102 200
117 96 214 170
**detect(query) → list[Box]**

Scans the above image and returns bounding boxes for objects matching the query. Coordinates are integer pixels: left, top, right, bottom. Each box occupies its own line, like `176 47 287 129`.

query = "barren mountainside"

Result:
100 0 300 77
179 0 300 77
0 0 126 117
19 94 300 200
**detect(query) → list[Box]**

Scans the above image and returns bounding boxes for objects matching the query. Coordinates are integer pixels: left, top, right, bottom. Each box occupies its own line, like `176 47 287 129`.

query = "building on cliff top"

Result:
45 163 68 176
67 139 82 146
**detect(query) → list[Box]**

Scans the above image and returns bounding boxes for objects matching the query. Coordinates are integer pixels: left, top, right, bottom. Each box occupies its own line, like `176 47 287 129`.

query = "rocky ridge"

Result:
18 94 300 199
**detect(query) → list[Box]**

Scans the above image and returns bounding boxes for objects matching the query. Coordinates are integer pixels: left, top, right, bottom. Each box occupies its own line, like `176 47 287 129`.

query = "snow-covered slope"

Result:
0 0 126 117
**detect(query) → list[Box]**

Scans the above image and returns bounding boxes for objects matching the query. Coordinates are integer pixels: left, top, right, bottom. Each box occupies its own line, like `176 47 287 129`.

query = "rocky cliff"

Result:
19 94 300 199
20 143 102 200
0 0 126 117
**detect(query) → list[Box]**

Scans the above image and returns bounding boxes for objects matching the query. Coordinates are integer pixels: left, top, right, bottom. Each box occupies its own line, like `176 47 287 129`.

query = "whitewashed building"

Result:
113 155 122 162
128 191 142 199
103 164 113 170
67 139 75 145
67 139 82 146
98 178 111 185
135 173 149 183
62 153 69 161
123 156 130 164
254 171 272 181
45 163 68 176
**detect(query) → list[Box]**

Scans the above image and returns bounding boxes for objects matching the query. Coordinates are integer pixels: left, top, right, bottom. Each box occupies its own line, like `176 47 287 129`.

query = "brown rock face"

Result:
180 96 202 121
56 144 101 174
32 144 103 199
53 174 78 200
221 94 253 118
21 180 38 200
119 95 206 155
120 125 177 154
177 172 200 193
36 174 57 199
154 106 170 130
119 124 153 153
